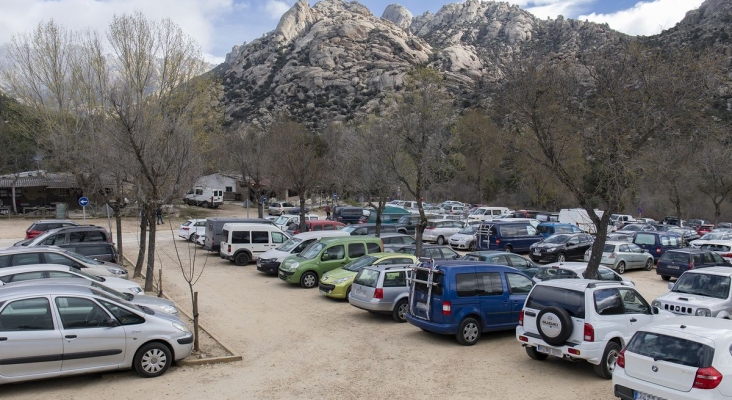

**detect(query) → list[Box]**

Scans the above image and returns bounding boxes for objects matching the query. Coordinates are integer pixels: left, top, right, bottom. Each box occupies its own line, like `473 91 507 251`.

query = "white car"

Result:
699 240 732 261
178 218 206 242
448 225 478 250
272 214 318 231
516 279 673 379
422 219 465 245
689 232 732 248
0 264 143 294
613 316 732 399
652 267 732 319
531 261 633 286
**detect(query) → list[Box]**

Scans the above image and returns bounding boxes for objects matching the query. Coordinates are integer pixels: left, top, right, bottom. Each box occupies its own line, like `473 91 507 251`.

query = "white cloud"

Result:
503 0 594 19
264 0 291 19
578 0 705 35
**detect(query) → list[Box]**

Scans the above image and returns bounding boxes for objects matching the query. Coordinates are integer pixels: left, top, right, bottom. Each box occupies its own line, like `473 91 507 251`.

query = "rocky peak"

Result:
381 4 413 31
273 0 316 45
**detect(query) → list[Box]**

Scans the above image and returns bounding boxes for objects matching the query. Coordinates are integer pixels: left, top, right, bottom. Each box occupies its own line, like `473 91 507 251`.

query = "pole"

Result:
83 205 86 222
106 204 112 234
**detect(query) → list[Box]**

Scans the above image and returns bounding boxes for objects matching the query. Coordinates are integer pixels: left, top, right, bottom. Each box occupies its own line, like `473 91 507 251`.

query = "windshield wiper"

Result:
124 293 134 301
653 356 689 365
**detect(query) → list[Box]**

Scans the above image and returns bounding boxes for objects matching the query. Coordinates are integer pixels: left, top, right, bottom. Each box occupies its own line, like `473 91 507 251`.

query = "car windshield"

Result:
182 220 192 226
300 242 327 259
544 234 571 244
277 237 303 252
72 267 105 282
701 233 726 240
458 226 475 234
61 249 103 265
344 256 378 272
90 281 135 302
672 273 731 299
274 216 291 226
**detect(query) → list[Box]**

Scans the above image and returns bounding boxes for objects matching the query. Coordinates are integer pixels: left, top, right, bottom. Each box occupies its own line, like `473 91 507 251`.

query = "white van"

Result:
272 214 319 231
255 230 350 274
184 186 224 208
220 223 289 265
468 206 511 221
558 208 607 234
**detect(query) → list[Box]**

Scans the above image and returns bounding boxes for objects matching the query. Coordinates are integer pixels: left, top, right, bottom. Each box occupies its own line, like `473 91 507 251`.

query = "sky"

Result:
0 0 706 64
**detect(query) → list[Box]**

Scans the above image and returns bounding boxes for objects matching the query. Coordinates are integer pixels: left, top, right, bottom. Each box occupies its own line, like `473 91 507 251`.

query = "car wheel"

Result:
234 252 250 266
504 245 513 253
300 271 318 288
536 306 573 346
594 341 621 379
392 299 409 323
644 258 653 271
134 342 172 378
556 253 566 263
616 261 626 274
525 346 549 361
437 236 445 245
456 317 481 346
202 201 210 208
468 241 475 251
661 275 670 281
188 233 196 242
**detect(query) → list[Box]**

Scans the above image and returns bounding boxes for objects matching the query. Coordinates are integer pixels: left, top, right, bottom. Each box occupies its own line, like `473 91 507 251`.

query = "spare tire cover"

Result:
536 306 573 346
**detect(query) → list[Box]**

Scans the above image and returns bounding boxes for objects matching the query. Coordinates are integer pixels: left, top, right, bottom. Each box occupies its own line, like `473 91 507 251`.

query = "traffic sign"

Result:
637 207 643 215
333 193 338 199
78 197 89 207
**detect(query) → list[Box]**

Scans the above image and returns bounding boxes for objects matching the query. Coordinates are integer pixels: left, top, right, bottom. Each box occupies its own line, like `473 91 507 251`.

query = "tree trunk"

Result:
257 200 264 219
713 199 723 225
115 208 123 264
584 210 613 279
145 208 157 292
192 291 200 352
134 208 147 278
298 195 307 232
415 180 424 258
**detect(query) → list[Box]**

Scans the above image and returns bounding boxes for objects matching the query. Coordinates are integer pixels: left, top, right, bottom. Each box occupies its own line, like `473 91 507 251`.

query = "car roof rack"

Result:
586 281 632 288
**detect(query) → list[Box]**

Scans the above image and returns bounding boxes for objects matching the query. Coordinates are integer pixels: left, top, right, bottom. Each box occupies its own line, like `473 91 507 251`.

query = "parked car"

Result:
278 236 383 288
461 251 541 278
697 224 715 236
341 223 398 236
256 231 350 274
0 282 191 384
286 220 346 235
361 206 411 224
380 233 416 252
667 227 700 243
531 262 631 285
268 201 295 216
272 214 318 231
394 214 421 235
332 206 365 224
349 263 415 322
395 244 461 261
662 216 685 226
15 225 112 247
689 232 732 248
422 219 465 245
203 217 274 252
178 219 206 242
615 224 656 236
613 317 731 400
467 206 510 221
656 248 732 281
583 241 654 274
184 186 223 208
219 223 289 265
632 231 682 261
606 232 633 242
318 253 416 300
516 279 673 378
0 246 128 279
717 222 732 229
529 233 594 263
536 222 584 238
0 264 142 294
406 260 535 345
652 267 732 318
476 221 544 253
687 218 711 229
24 219 79 240
699 241 732 261
448 225 478 250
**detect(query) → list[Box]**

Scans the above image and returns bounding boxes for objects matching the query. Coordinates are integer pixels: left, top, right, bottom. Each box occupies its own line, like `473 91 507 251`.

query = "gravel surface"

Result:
0 205 673 399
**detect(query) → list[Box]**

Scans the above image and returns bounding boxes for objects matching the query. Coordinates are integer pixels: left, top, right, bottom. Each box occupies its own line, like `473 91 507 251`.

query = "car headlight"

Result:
651 300 661 309
107 267 127 275
129 287 143 294
546 247 556 252
696 308 711 317
159 305 179 315
172 322 190 332
334 277 351 284
290 262 300 270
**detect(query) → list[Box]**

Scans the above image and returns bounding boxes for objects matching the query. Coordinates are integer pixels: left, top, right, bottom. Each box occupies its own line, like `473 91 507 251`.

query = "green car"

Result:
319 252 418 299
278 236 383 288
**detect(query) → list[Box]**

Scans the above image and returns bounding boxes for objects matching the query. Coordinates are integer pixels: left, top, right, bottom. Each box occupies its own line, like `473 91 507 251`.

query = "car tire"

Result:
644 258 653 271
456 317 481 346
525 346 549 361
134 342 172 378
188 233 196 242
661 275 670 281
437 236 445 245
594 341 621 379
202 201 210 208
392 299 409 323
300 271 318 288
345 286 352 300
234 252 250 266
536 306 573 346
616 261 626 274
468 241 475 251
504 245 513 253
556 253 566 263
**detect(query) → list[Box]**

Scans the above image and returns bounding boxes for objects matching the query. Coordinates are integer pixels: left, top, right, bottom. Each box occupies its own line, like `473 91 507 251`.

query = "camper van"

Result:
184 186 224 208
558 208 608 234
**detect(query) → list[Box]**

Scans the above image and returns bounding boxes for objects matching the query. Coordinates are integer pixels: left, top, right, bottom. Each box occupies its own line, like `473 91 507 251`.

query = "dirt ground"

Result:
0 204 673 399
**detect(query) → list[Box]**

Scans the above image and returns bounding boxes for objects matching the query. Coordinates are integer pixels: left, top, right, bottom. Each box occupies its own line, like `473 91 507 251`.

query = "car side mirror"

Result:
104 318 120 327
652 306 660 315
321 253 330 261
668 282 675 290
453 254 460 259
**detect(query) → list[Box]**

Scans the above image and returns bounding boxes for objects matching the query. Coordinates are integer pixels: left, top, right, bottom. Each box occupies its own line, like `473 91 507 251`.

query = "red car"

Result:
697 224 715 236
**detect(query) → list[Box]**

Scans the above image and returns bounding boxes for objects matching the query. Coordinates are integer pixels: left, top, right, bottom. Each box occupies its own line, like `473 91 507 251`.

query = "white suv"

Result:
516 279 673 379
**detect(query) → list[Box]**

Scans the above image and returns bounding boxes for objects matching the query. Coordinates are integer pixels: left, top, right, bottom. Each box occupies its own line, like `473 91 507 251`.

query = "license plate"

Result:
536 345 562 357
634 390 661 400
667 265 679 269
279 272 285 279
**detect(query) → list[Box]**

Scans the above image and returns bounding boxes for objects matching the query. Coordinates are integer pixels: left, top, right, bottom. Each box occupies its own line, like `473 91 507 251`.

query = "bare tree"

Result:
453 110 502 203
218 125 270 218
696 139 732 223
169 227 208 351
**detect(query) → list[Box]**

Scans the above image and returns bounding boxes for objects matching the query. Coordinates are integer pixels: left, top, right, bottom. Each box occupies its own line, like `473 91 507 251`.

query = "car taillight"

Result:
694 366 723 389
228 245 231 253
616 349 626 369
442 301 451 315
518 310 524 326
182 227 189 230
425 226 435 230
373 288 383 299
495 239 501 245
723 253 732 259
656 247 662 254
609 252 616 259
583 323 594 342
689 260 694 270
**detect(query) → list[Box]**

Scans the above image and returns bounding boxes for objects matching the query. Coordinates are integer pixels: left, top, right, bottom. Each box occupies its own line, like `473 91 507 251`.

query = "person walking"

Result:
324 204 331 220
156 206 164 225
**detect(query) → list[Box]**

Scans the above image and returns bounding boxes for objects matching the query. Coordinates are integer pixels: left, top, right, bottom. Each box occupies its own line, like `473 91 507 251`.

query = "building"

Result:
0 170 111 214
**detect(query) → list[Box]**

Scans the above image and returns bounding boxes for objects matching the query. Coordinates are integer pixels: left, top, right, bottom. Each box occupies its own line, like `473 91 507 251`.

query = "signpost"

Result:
78 196 89 222
333 193 338 208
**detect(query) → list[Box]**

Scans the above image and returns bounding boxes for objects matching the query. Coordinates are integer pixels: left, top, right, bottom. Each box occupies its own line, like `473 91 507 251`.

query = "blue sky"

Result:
0 0 705 64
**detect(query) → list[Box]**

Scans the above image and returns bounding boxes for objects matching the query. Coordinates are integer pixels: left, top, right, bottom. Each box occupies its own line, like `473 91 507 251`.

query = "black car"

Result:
461 251 541 278
333 206 364 224
396 244 460 260
529 233 594 263
656 248 732 280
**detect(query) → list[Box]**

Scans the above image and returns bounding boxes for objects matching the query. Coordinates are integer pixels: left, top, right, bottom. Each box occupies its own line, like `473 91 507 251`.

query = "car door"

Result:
565 235 581 259
439 247 460 260
592 288 630 337
622 243 641 268
54 296 126 371
617 288 654 337
10 252 44 266
504 272 534 325
0 297 62 378
475 269 510 328
319 244 347 275
250 230 271 257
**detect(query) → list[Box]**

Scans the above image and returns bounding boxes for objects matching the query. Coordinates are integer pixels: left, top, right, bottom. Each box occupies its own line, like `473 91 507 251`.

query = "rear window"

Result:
660 251 690 263
626 331 714 368
603 244 616 253
354 269 380 288
526 285 585 318
535 267 578 281
413 269 443 296
634 233 656 245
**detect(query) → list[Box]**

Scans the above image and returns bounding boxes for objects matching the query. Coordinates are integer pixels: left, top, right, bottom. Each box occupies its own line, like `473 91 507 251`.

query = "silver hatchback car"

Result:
0 283 192 384
349 264 412 322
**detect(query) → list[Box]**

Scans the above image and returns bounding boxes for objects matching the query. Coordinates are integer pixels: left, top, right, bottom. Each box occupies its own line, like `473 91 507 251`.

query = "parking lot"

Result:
0 208 674 399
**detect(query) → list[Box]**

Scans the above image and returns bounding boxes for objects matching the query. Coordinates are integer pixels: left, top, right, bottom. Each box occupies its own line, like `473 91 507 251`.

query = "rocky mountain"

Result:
216 0 721 129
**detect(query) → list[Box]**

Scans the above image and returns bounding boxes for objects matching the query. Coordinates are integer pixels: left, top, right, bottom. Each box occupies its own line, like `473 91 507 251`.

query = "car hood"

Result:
99 276 141 292
281 256 307 269
533 242 564 249
258 249 292 261
654 291 725 308
321 268 357 282
130 293 177 309
449 233 473 240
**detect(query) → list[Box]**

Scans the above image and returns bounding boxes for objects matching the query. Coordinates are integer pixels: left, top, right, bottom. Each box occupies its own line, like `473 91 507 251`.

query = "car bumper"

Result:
406 313 456 335
257 259 281 274
515 326 605 365
349 295 394 313
172 333 194 361
449 241 472 250
612 367 720 400
529 252 559 262
318 281 351 298
278 269 300 284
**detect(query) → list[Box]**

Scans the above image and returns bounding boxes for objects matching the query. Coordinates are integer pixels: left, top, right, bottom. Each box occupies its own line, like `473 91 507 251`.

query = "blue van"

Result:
406 261 535 345
632 231 682 261
476 221 544 253
536 222 584 238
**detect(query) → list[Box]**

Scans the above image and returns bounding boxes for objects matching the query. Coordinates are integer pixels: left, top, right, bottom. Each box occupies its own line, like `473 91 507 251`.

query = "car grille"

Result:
279 270 294 276
319 283 335 292
662 303 694 315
